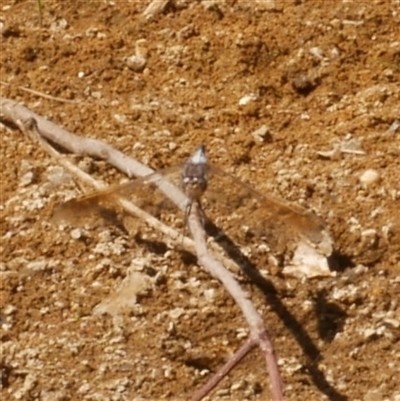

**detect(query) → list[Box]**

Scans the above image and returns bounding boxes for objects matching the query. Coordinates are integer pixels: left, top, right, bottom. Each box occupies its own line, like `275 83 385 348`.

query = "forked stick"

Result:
188 202 283 400
0 97 242 275
0 98 206 217
13 117 196 253
1 97 284 400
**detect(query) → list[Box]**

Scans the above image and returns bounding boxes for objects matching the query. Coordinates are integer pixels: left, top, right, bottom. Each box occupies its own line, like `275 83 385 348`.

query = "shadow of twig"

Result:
206 220 348 401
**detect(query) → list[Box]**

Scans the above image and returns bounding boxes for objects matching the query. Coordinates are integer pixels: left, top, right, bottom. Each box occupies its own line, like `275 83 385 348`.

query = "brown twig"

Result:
13 117 196 254
0 97 189 210
1 96 284 400
188 201 283 400
0 97 240 275
0 81 78 104
188 337 257 401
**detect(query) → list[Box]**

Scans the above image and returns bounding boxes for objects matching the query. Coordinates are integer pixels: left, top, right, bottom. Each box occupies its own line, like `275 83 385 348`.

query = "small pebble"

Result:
126 39 148 72
50 18 68 32
388 120 399 133
231 379 246 391
3 304 17 315
126 54 147 72
19 171 35 186
169 307 186 320
383 318 400 328
309 46 324 60
168 142 178 151
26 260 48 271
203 288 215 302
85 27 98 37
359 169 380 186
113 113 128 124
292 73 317 94
236 327 248 339
19 160 36 186
238 93 257 106
251 125 272 143
70 228 83 240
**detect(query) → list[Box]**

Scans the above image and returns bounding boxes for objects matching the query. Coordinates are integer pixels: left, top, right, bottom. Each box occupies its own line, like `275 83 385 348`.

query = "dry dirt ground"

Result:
1 1 400 401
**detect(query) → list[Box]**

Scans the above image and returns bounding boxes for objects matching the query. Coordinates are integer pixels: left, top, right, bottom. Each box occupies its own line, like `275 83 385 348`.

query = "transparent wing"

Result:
53 159 332 257
53 165 188 228
203 165 333 256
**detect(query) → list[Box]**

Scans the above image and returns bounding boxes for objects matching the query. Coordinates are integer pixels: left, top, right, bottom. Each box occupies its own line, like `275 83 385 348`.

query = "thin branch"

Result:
0 81 78 104
2 97 284 400
0 97 242 276
188 338 257 401
188 201 283 400
14 117 196 255
0 97 188 210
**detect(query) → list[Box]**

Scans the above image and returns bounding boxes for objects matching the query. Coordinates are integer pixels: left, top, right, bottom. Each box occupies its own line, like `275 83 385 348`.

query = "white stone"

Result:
359 169 380 186
238 93 257 106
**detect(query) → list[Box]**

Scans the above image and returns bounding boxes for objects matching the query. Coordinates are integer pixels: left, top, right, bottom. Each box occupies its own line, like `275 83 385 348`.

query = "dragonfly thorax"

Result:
181 145 209 202
181 162 208 201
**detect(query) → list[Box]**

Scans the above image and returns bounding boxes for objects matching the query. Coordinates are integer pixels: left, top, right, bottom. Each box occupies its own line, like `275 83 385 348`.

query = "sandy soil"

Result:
1 1 400 400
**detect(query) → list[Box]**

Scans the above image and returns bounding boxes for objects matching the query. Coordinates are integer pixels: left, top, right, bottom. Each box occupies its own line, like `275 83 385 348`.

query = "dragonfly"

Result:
54 144 333 259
